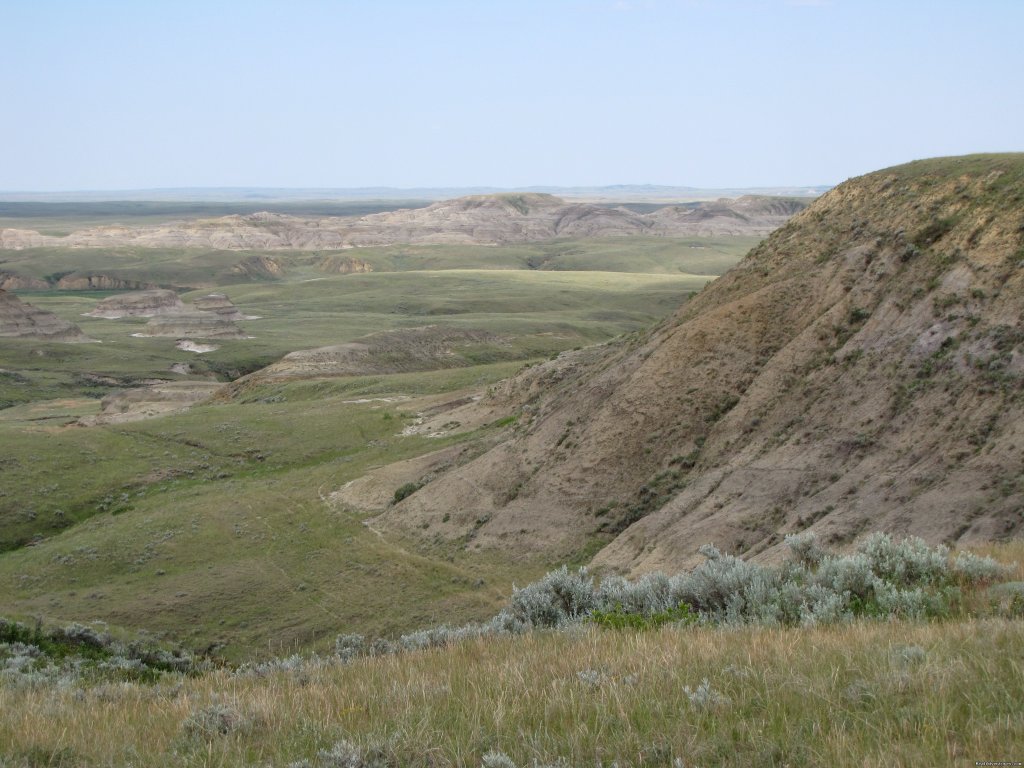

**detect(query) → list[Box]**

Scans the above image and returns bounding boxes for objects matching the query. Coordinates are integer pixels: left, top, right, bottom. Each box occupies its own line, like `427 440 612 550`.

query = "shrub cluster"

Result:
0 617 206 687
334 533 1012 662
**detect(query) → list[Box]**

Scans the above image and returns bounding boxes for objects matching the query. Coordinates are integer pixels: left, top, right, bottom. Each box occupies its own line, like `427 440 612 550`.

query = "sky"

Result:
1 0 1022 191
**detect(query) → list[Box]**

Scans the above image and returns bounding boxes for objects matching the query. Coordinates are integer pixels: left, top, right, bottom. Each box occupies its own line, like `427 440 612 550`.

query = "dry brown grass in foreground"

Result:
2 615 1022 767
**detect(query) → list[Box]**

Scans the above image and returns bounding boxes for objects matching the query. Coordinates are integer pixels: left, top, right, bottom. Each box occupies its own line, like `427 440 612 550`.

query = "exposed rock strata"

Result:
0 194 808 251
141 312 247 339
192 293 247 320
85 289 185 318
0 289 93 342
0 272 49 291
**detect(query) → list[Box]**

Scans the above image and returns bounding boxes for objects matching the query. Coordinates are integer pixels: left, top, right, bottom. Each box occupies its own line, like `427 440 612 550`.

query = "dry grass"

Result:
2 615 1023 767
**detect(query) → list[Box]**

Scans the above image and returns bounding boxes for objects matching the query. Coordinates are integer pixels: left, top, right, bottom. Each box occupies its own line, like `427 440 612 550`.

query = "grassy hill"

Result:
0 222 753 656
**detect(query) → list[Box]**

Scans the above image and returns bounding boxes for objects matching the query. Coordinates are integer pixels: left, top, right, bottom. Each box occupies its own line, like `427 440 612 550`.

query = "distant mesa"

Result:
0 270 157 292
54 274 158 291
0 193 811 251
85 289 186 318
140 311 248 339
192 293 251 320
0 289 94 342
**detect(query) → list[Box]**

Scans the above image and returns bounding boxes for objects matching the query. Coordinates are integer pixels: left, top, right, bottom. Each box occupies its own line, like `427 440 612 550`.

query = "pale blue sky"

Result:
1 0 1021 190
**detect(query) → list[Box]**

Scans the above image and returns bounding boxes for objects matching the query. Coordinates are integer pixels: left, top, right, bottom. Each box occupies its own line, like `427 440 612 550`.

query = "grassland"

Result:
0 365 559 657
0 200 427 235
0 236 751 288
2 196 1023 766
0 268 711 409
0 222 754 658
3 615 1022 766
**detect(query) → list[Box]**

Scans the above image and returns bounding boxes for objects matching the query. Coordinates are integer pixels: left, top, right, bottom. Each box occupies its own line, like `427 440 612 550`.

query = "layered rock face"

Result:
366 155 1024 569
231 255 286 279
0 290 93 342
0 272 49 290
142 312 247 339
192 293 246 320
85 289 186 318
54 275 157 291
0 194 808 251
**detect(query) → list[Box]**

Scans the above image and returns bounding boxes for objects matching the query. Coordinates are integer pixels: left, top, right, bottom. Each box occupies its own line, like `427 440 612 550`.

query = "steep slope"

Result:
0 194 808 250
368 154 1024 569
0 289 93 342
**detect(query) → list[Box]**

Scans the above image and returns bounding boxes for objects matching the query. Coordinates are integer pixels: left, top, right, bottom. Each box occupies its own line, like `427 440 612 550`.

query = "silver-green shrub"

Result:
333 532 1015 661
857 532 949 586
480 751 517 768
684 678 730 709
952 550 1009 583
507 566 596 627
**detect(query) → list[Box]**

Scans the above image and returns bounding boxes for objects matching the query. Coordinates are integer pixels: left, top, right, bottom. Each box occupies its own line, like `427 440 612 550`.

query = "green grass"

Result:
0 236 751 290
0 232 750 658
0 363 550 655
0 269 710 410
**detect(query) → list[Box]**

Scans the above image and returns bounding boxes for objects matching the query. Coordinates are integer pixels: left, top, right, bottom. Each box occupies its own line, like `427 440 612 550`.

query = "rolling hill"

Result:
0 194 808 251
360 154 1024 570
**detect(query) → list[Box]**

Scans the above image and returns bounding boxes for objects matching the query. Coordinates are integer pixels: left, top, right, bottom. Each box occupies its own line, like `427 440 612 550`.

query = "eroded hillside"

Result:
363 155 1024 571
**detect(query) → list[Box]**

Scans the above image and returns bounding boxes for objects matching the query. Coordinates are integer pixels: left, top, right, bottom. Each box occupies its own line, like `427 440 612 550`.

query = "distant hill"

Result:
0 184 830 204
362 154 1024 569
0 193 809 251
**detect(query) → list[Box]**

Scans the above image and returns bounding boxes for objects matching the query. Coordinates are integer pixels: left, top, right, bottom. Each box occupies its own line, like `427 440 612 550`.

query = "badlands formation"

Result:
0 289 92 342
0 194 807 250
85 289 185 318
82 288 251 338
354 155 1024 570
142 311 248 339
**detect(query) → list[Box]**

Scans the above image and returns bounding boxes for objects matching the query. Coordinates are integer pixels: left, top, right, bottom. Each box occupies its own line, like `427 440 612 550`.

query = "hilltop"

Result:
0 194 808 251
359 154 1024 569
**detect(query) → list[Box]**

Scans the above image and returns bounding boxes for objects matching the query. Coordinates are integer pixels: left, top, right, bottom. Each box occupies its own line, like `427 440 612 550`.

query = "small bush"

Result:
952 550 1009 583
684 678 730 709
480 751 517 768
181 704 249 739
392 482 423 504
335 634 367 663
590 601 696 630
316 739 389 768
507 566 596 627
